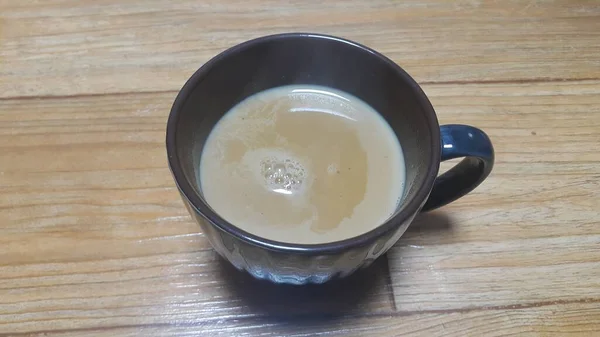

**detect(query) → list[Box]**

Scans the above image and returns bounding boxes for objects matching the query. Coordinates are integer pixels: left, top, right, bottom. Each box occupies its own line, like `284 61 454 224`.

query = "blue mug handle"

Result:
422 124 495 212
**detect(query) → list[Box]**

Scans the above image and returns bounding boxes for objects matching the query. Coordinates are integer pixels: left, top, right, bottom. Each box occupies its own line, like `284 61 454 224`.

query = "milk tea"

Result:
199 85 406 244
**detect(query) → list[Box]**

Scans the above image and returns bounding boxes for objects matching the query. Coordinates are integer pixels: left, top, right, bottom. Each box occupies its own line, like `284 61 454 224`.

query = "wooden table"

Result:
1 1 599 336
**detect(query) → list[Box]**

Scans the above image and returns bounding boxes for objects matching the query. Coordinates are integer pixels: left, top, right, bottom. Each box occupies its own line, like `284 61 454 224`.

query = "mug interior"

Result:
168 33 440 249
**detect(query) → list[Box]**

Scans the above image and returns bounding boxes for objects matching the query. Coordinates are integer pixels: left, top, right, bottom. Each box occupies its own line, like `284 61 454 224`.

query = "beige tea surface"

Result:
200 85 405 244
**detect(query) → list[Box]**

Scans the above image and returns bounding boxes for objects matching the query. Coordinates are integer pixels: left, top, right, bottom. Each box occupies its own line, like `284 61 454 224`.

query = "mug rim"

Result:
166 32 441 255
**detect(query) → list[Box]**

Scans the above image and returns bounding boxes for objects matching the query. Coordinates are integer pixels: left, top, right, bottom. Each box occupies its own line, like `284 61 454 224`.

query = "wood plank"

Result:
1 79 598 335
1 0 599 98
3 302 599 336
0 254 395 334
389 80 600 311
0 92 199 266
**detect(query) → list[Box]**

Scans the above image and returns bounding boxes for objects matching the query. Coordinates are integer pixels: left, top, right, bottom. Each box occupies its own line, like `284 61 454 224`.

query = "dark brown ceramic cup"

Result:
166 33 494 284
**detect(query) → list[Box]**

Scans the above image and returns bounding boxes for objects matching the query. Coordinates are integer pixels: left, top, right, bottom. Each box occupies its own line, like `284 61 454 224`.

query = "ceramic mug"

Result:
166 33 494 285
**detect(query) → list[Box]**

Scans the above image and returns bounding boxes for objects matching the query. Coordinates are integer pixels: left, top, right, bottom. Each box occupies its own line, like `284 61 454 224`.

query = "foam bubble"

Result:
327 163 338 175
243 148 309 196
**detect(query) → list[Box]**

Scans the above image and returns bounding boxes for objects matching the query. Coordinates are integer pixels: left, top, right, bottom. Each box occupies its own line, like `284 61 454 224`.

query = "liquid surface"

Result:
199 85 405 244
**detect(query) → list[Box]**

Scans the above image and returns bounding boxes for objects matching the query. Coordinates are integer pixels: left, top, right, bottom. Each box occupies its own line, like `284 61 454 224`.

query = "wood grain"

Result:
1 0 599 98
3 302 600 337
1 0 599 336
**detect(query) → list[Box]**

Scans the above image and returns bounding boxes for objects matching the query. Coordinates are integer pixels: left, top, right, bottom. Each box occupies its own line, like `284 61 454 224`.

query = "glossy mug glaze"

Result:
166 33 494 285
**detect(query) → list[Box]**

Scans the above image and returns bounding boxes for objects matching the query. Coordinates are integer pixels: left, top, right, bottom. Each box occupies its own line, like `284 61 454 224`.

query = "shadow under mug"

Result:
166 33 494 285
